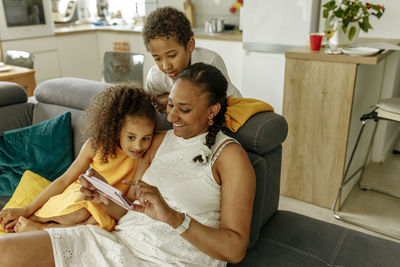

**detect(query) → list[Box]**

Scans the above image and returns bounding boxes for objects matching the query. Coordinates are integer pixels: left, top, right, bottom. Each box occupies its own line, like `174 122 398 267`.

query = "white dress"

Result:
145 47 242 98
46 130 238 267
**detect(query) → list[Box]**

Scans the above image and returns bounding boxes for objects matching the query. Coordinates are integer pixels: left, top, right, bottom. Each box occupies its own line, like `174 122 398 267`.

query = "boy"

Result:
142 6 242 111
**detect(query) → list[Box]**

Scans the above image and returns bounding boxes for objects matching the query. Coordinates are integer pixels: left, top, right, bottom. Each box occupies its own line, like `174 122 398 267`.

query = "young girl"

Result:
142 6 242 112
0 85 156 233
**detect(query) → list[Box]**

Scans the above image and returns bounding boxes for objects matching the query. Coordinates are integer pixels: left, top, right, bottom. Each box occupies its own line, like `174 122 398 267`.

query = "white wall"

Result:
157 0 240 28
359 0 400 39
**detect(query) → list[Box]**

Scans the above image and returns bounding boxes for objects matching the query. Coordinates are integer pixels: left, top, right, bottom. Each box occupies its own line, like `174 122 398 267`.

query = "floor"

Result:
279 152 400 244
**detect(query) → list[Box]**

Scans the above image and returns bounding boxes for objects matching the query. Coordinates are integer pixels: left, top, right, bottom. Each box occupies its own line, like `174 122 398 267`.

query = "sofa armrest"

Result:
223 111 288 154
0 82 34 132
0 82 27 107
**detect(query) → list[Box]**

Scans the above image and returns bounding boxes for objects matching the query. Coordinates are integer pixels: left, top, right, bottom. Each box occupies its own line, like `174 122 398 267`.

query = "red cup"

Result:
310 33 323 51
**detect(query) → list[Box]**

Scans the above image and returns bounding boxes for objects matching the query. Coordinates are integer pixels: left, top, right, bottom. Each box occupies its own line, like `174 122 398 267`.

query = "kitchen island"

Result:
281 39 399 209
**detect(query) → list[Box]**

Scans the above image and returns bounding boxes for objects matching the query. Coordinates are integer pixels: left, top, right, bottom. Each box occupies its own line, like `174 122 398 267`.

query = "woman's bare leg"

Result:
0 230 55 267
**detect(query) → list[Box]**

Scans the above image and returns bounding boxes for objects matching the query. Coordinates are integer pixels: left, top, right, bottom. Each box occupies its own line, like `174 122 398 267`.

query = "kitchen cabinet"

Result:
56 32 102 81
281 43 398 209
1 36 61 84
195 38 243 93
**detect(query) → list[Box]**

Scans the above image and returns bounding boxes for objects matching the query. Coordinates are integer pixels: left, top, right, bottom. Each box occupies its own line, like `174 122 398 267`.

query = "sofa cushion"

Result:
232 211 400 267
0 170 50 234
34 77 111 110
0 112 73 196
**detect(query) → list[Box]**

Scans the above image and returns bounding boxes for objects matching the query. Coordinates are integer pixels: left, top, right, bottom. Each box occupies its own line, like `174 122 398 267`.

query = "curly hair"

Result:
82 85 156 164
176 63 228 163
142 6 193 50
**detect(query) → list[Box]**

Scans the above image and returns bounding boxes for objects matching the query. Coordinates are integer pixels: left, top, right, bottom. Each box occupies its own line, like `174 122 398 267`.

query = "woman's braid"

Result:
176 63 228 163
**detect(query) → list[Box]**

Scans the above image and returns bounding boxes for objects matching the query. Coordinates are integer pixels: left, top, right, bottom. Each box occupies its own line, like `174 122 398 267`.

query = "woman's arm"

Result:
131 142 255 263
179 143 255 263
0 139 95 232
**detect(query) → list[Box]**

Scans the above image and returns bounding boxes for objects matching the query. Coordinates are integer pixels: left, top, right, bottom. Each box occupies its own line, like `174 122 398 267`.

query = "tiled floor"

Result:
279 152 400 244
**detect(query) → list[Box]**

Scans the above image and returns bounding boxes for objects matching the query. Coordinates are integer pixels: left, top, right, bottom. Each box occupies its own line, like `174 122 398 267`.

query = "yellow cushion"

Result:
0 170 50 234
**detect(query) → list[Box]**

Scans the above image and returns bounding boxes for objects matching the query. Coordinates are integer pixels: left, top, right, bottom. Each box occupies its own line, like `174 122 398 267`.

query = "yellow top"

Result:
34 146 137 231
224 97 274 132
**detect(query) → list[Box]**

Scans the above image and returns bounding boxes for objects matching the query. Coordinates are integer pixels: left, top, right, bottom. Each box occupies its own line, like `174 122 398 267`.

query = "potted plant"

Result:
322 0 385 44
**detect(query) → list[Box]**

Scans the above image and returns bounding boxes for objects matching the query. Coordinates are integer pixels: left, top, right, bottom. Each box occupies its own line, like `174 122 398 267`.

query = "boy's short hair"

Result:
142 6 194 49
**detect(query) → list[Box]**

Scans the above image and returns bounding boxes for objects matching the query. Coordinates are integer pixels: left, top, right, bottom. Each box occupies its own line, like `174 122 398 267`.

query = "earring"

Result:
208 118 214 126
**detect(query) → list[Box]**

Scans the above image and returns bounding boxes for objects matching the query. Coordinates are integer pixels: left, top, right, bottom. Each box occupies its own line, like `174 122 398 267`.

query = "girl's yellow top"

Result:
34 146 137 231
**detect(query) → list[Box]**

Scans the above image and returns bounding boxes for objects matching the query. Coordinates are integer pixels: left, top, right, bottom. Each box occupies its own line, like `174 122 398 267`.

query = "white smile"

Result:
173 123 185 127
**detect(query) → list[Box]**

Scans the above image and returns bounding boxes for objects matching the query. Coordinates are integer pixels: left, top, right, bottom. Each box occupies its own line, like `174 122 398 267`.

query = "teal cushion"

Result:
0 112 73 196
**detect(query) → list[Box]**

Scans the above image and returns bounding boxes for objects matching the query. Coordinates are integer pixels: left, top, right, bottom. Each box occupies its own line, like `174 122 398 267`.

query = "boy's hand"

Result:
155 93 169 113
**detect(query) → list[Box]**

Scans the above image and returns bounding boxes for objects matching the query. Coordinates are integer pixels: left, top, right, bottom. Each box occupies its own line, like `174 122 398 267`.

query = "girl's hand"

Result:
155 93 169 113
123 180 179 225
0 207 30 233
79 168 110 205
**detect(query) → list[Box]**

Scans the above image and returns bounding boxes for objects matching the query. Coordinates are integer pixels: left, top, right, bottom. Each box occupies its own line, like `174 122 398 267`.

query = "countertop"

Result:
286 38 400 65
54 23 242 42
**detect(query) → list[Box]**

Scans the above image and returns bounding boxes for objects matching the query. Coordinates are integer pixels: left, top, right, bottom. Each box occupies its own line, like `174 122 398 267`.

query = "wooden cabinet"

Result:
1 37 61 84
281 44 397 209
0 65 36 96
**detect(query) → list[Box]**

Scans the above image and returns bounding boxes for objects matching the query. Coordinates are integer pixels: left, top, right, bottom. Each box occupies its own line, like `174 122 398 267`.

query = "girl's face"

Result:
119 115 155 159
166 79 220 139
148 36 195 80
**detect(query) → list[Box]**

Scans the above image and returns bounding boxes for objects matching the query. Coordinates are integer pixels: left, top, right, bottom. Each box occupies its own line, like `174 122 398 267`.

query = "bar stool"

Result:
332 97 400 219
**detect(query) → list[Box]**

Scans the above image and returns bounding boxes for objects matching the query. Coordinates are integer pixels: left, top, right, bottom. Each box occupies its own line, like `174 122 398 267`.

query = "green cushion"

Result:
0 112 73 196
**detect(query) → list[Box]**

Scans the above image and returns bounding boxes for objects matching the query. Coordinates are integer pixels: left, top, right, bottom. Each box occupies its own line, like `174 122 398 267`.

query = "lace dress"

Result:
46 130 238 267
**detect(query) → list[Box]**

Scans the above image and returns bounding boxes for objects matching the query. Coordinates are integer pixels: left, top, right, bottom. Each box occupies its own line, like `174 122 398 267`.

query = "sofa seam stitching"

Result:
266 238 335 266
329 229 347 265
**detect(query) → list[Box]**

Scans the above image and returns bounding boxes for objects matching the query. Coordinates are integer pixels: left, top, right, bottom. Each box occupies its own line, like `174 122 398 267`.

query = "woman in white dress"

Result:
0 63 256 266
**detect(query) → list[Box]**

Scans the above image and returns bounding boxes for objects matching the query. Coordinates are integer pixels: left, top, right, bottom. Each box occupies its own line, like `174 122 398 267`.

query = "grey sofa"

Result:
1 78 400 266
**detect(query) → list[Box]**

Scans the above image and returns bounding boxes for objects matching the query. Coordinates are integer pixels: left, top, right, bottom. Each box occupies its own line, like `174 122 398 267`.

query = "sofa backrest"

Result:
16 77 289 250
33 78 111 158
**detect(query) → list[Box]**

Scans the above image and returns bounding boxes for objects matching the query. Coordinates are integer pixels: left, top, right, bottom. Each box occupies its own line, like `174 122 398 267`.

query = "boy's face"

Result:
148 36 195 80
119 115 155 159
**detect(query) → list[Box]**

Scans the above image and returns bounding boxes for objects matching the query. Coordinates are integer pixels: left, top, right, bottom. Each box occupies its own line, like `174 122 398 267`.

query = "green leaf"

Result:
323 9 329 19
348 26 356 40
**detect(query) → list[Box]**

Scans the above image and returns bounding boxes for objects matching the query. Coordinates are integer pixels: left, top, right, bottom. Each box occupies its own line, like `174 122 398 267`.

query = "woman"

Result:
0 63 255 266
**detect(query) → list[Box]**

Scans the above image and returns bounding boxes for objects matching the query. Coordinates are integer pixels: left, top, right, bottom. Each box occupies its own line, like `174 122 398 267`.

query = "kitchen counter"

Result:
54 23 242 42
280 38 399 209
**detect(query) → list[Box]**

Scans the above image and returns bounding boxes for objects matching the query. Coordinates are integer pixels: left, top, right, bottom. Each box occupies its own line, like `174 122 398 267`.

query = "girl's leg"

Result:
0 230 55 267
31 208 92 224
14 210 97 232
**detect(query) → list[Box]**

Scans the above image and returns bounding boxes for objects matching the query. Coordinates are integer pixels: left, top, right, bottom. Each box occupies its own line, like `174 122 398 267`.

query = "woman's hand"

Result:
78 168 110 205
0 207 30 233
123 180 180 226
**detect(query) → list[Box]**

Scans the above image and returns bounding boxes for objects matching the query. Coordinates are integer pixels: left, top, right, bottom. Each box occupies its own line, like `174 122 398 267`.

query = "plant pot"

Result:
329 20 360 47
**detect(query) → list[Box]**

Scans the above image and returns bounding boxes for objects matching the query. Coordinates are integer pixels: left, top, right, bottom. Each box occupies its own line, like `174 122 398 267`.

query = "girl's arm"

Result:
0 139 96 231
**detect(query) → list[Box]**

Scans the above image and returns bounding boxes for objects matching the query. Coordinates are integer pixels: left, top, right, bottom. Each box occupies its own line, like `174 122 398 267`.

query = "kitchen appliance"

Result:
52 0 78 23
241 0 320 114
0 0 54 40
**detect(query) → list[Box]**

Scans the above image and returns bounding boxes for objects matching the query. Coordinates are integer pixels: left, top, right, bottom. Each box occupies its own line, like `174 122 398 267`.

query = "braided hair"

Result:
82 85 157 164
176 63 228 163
